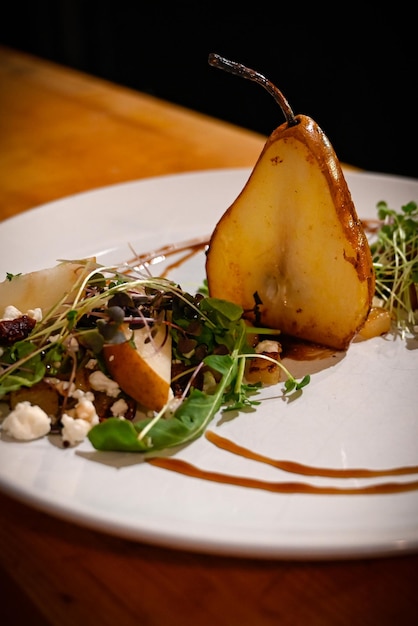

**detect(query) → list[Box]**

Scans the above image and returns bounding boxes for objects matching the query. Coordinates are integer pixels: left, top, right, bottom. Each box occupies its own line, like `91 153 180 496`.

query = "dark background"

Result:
1 1 416 178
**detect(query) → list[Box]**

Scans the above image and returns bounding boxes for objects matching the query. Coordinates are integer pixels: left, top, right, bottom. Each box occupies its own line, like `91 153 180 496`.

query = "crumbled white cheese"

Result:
1 401 51 440
53 379 77 397
72 389 94 401
89 370 121 397
255 339 281 354
64 336 79 353
1 305 42 322
61 395 100 446
61 414 93 446
27 308 42 322
111 397 129 417
1 305 22 320
73 396 98 422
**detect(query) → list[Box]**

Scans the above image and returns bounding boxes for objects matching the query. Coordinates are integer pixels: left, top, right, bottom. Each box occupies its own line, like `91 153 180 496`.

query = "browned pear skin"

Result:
206 114 375 351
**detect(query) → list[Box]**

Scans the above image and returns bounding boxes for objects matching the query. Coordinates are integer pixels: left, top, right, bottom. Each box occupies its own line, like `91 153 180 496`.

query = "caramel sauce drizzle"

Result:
127 237 208 277
205 431 418 478
148 432 418 495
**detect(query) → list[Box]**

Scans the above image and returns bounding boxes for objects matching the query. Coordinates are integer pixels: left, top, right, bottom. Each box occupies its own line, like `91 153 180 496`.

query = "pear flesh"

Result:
103 322 173 412
0 260 97 316
206 115 375 351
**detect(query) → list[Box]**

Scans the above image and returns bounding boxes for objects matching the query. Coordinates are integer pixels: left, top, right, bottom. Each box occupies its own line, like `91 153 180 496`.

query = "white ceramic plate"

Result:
1 168 418 560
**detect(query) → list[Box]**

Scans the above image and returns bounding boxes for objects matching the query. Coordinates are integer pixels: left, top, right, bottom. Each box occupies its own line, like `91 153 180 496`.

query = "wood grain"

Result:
0 46 417 626
0 45 264 219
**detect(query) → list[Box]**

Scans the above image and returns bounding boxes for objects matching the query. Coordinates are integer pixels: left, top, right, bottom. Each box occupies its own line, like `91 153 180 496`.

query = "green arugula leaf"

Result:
0 341 45 395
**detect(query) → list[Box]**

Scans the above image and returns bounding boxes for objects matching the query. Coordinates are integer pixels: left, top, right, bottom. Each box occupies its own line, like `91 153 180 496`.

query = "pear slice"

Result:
206 55 374 351
0 259 97 316
103 321 173 412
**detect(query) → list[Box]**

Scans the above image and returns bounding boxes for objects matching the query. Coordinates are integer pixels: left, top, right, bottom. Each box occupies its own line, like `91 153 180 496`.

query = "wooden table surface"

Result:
0 46 417 626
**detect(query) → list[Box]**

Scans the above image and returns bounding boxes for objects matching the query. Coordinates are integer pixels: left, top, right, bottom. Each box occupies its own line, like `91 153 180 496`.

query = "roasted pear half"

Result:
205 54 375 351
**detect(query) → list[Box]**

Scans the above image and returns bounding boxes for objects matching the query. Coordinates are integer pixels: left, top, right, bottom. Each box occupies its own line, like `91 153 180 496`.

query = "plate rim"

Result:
1 167 418 561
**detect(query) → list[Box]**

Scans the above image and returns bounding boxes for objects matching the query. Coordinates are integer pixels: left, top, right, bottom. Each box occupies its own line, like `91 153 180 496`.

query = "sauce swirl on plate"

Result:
149 431 418 495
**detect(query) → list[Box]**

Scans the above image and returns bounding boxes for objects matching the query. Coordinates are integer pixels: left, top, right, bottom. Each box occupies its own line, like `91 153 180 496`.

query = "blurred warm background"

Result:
1 2 415 178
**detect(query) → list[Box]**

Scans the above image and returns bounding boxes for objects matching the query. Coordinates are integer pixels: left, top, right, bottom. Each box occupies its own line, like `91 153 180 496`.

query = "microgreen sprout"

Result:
370 200 418 335
6 272 22 282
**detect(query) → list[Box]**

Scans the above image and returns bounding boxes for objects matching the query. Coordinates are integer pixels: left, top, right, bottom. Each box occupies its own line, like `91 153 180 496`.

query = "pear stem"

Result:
208 53 297 127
